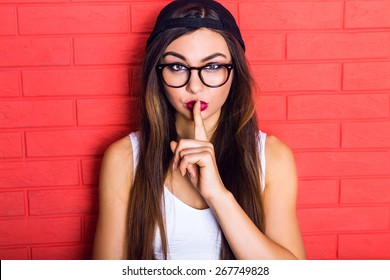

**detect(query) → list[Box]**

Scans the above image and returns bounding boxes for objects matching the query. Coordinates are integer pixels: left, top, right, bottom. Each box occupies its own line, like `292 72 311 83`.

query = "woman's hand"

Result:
170 100 227 201
170 101 306 260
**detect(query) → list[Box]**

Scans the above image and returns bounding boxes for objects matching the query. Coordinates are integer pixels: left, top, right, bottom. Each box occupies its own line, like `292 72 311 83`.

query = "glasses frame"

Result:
156 63 234 88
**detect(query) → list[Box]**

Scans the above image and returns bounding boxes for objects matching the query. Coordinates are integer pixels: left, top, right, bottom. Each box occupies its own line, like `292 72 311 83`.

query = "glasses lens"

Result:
161 64 189 87
200 64 229 87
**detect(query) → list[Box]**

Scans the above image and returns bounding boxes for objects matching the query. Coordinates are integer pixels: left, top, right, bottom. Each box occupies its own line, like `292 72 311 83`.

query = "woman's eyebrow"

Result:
201 53 227 62
162 51 186 61
162 52 228 62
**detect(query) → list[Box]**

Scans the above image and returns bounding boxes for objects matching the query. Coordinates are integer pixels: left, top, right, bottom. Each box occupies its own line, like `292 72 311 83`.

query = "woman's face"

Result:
160 28 233 123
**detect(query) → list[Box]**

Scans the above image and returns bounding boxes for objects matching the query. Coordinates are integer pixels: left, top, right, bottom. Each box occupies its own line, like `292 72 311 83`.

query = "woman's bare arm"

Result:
262 135 306 259
92 136 133 259
208 135 306 259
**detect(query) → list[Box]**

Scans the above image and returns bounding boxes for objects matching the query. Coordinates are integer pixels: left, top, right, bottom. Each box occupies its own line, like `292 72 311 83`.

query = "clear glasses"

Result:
156 63 234 88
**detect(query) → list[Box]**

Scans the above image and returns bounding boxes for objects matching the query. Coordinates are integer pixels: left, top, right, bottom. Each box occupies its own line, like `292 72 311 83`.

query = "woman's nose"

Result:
186 70 205 94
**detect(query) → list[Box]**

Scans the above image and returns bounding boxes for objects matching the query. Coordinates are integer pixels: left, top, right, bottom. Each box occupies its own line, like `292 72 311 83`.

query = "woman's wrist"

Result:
205 186 233 209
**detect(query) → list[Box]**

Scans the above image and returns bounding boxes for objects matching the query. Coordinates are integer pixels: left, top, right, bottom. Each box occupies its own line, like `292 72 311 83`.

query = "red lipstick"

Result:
185 100 208 111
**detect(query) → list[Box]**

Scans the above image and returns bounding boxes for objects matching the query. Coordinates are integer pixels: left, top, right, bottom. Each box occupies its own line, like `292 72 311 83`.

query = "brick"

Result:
81 159 102 186
260 123 340 149
343 62 390 90
297 180 339 206
0 217 81 245
0 247 29 260
345 1 390 29
25 128 130 157
31 244 89 260
19 6 128 35
0 160 79 188
28 188 98 216
342 122 390 148
0 38 70 67
0 100 74 128
84 215 97 243
298 207 389 233
0 132 23 158
339 234 390 259
287 32 390 60
252 64 340 92
73 0 127 2
208 1 238 20
340 178 390 204
77 98 138 126
243 33 285 62
0 8 16 35
288 94 389 120
4 0 66 2
0 71 19 97
0 191 25 217
295 151 390 177
239 2 341 30
131 3 171 33
302 235 337 260
22 68 130 97
74 36 147 65
256 95 286 121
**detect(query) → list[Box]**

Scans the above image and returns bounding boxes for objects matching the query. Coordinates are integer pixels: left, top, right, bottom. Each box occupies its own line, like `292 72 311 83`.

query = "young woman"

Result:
92 0 306 260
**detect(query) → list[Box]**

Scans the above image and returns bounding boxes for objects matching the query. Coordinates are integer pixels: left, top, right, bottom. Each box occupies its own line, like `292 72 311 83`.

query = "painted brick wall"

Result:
0 0 389 260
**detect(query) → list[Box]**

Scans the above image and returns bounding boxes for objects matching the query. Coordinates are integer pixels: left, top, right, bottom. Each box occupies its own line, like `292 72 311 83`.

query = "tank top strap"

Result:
129 131 140 177
258 131 267 192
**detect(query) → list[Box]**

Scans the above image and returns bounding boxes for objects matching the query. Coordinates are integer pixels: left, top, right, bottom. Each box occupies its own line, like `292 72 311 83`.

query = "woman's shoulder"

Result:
264 134 297 188
265 134 293 159
103 134 134 166
99 134 134 193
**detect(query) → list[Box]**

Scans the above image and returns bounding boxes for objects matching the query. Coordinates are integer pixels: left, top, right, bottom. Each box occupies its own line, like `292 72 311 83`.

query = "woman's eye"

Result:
204 64 222 71
168 64 186 72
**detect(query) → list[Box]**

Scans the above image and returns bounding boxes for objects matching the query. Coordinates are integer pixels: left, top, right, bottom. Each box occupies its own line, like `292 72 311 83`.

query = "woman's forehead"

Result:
163 28 231 63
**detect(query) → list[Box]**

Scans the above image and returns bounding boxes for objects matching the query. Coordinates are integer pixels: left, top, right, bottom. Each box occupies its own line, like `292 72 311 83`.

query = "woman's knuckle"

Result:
181 154 189 163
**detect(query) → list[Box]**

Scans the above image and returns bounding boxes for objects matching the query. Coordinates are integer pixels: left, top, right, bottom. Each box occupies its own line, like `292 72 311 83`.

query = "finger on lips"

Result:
194 100 208 141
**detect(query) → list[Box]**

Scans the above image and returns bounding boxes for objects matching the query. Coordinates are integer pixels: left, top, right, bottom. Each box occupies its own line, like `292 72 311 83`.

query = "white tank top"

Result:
129 131 267 260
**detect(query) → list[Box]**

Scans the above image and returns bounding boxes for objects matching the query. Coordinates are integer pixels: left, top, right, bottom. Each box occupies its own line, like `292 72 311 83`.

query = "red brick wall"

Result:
0 0 389 260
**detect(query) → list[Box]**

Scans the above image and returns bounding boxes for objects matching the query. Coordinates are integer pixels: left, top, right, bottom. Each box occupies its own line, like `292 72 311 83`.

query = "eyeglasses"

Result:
156 63 234 88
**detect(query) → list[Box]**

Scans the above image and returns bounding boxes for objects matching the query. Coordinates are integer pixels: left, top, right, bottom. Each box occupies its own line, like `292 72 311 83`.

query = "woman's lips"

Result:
185 100 208 111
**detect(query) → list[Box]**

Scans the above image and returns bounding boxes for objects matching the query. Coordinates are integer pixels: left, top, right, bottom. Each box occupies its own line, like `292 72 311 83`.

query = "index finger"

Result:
193 100 208 141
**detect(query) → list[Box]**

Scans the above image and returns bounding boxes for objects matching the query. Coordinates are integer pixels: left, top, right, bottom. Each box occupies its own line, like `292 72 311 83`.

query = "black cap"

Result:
146 0 245 51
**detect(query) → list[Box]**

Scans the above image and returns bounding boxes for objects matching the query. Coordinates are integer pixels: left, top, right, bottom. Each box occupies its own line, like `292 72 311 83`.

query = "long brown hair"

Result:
127 3 264 259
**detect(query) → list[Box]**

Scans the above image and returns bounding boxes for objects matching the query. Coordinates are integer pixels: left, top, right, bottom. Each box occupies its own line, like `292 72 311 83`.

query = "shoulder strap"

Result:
258 131 267 192
129 131 140 177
